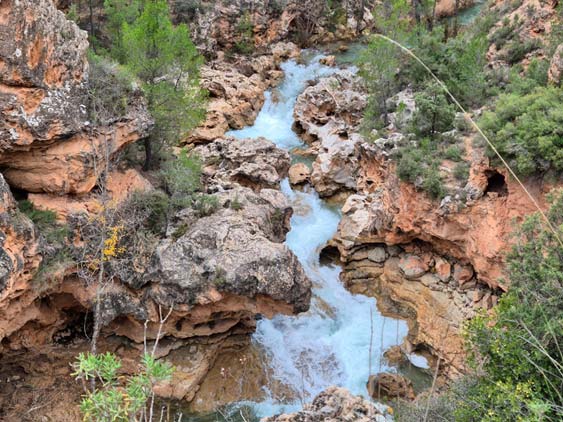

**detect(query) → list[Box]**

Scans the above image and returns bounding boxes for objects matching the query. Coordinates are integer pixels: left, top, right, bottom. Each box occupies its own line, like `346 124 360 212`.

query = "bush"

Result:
18 200 57 230
453 162 470 181
397 149 425 183
73 352 172 422
462 190 563 421
490 18 516 49
422 167 445 199
480 86 563 176
87 52 135 124
504 38 541 64
443 145 464 161
162 149 202 199
411 82 456 138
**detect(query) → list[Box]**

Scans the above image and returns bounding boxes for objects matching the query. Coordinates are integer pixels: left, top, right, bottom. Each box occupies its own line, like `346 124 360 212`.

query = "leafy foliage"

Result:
118 0 205 169
462 190 563 421
410 82 456 138
87 51 136 124
73 352 173 422
480 86 563 176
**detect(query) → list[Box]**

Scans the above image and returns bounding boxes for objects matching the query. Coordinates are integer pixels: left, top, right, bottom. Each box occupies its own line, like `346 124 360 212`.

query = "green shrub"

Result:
191 194 219 218
124 191 171 235
87 52 135 124
480 86 563 176
230 196 243 211
18 200 57 229
422 167 445 199
453 162 470 181
462 190 563 421
162 149 202 198
443 145 464 161
504 38 541 64
397 149 425 183
72 352 173 422
490 19 516 49
411 83 456 138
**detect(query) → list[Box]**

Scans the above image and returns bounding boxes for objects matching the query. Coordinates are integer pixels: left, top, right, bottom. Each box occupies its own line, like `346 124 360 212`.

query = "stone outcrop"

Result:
293 69 367 196
183 0 375 56
0 136 311 406
262 386 393 422
0 175 42 350
28 168 153 219
549 43 563 85
194 136 291 189
0 0 152 194
187 42 299 143
486 0 559 66
367 372 416 401
334 239 500 376
288 162 311 185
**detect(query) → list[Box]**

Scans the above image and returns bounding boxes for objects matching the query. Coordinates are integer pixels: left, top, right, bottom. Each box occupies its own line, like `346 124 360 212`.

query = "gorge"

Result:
1 0 562 421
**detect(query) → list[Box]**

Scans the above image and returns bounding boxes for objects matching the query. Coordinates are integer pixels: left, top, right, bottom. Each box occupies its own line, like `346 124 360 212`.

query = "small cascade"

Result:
225 52 409 418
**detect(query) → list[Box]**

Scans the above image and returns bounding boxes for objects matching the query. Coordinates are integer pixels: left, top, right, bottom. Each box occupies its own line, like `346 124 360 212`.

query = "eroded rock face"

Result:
332 140 547 289
0 174 42 351
146 186 310 316
0 136 311 405
185 0 375 56
0 0 152 194
262 386 392 422
293 69 367 197
187 43 299 143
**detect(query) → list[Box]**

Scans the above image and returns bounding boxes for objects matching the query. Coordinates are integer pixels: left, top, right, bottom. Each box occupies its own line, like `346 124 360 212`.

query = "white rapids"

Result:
226 52 409 418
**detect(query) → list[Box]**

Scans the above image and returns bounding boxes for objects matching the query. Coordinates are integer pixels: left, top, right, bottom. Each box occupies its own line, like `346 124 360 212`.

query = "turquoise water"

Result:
223 53 410 418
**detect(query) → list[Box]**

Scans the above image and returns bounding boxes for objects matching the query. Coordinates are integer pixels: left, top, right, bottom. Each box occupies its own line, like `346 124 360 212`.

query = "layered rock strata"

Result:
0 0 152 194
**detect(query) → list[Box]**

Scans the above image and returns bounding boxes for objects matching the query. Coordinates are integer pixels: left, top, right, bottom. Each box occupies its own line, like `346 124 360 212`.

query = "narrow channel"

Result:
225 51 410 418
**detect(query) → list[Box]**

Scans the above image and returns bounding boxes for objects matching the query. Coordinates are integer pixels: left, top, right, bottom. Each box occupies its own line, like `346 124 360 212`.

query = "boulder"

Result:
434 256 452 282
262 386 392 422
453 264 474 286
195 137 291 190
288 163 311 185
294 70 367 197
319 55 336 66
367 246 387 263
399 255 428 280
146 185 310 313
383 345 409 366
548 44 563 85
367 372 416 401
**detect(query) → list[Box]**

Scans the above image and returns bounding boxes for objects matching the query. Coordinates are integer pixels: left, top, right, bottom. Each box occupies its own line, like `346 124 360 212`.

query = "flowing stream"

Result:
220 51 411 419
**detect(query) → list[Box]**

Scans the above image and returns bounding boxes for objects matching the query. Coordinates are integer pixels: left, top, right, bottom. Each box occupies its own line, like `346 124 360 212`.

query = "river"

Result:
200 51 411 420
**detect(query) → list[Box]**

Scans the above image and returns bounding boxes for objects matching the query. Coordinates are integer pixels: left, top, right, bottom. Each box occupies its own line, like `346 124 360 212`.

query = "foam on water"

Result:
226 53 408 418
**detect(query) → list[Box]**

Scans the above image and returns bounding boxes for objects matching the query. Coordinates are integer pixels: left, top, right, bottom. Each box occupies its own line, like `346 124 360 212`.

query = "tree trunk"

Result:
430 0 437 31
88 0 95 40
143 137 152 171
412 0 421 25
453 0 459 37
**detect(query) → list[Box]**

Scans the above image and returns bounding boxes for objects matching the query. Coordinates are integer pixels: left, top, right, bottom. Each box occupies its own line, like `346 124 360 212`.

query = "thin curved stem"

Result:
375 33 563 250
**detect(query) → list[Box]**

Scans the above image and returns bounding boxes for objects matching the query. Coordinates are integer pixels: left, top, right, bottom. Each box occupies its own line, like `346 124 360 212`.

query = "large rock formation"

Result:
187 42 300 143
0 175 42 350
293 69 367 197
0 0 152 194
0 136 311 407
262 386 393 422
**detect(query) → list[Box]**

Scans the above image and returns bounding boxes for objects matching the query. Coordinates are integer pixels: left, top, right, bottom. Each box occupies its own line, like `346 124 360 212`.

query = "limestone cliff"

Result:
0 0 152 194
